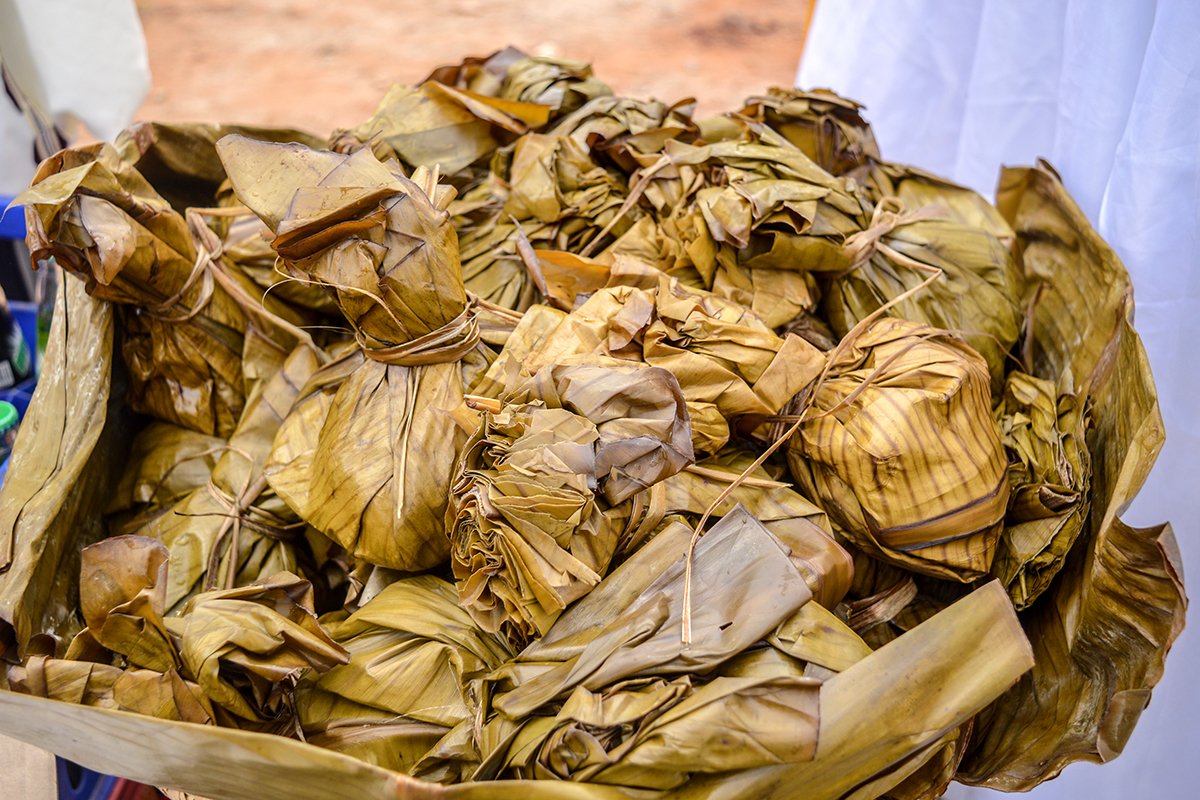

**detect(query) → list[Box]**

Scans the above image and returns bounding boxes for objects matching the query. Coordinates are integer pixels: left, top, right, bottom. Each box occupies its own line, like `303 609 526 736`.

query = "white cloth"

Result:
0 0 150 195
798 1 1199 798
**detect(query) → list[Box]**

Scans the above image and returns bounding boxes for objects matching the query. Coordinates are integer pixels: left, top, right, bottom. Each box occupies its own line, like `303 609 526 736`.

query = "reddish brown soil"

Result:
134 0 814 135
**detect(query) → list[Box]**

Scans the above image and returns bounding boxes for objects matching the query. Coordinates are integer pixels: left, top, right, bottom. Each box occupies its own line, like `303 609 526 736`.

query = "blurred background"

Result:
134 0 815 134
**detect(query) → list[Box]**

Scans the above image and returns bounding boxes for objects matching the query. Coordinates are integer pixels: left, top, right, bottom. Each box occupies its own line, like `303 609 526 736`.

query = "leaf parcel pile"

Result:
0 48 1184 800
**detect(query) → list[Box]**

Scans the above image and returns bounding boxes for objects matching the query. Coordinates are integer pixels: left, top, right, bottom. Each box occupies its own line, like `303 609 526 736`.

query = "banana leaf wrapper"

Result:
307 575 511 730
218 210 342 316
107 421 225 515
787 317 1010 582
670 582 1032 800
738 88 881 178
633 134 869 328
823 201 1023 390
0 583 1030 800
453 132 638 311
330 80 552 182
217 136 491 573
653 452 852 609
500 57 613 119
0 277 136 657
7 657 217 725
112 121 326 214
14 144 251 435
421 48 531 97
450 361 693 645
131 344 322 613
547 96 699 169
490 506 814 719
990 371 1091 609
526 258 825 454
865 161 1015 248
15 125 321 437
957 163 1185 789
11 533 347 730
491 673 820 789
296 685 453 776
173 571 349 724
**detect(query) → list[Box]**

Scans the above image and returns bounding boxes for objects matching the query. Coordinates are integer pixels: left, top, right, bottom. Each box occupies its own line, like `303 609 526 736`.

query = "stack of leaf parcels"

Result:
0 49 1183 800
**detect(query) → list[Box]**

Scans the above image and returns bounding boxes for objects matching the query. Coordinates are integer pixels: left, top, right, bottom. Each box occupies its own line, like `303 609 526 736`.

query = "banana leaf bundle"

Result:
654 451 853 608
822 198 1023 389
129 344 322 613
450 94 699 312
738 87 881 178
14 144 247 436
0 55 1185 800
13 124 323 438
786 317 1009 582
490 506 815 718
453 130 638 311
990 371 1091 608
450 360 693 645
330 80 552 184
301 575 511 759
491 672 820 788
523 258 826 454
497 56 614 119
605 129 870 328
865 161 1016 247
107 422 224 517
8 536 348 731
216 136 493 574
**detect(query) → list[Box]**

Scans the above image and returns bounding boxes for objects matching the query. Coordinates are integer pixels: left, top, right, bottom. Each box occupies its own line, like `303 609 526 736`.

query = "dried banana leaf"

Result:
739 88 881 178
495 673 820 788
132 344 322 612
492 506 814 718
175 572 349 724
108 422 225 515
422 48 530 97
309 575 511 729
865 161 1015 247
453 132 637 311
822 201 1022 389
296 685 452 776
770 600 873 674
450 361 693 644
673 581 1032 800
526 258 825 454
654 452 852 608
658 134 870 327
787 318 1009 582
500 57 613 119
0 277 135 657
77 536 178 673
331 81 551 181
990 371 1091 608
218 136 489 573
957 162 1185 789
12 142 269 436
113 121 325 214
8 657 216 725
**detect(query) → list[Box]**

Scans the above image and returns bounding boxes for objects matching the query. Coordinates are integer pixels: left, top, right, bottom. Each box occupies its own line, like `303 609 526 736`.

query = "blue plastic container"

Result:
0 194 25 242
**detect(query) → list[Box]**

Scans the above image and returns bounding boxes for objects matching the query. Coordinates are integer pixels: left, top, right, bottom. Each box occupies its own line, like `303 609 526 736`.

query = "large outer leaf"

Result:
0 277 135 657
672 581 1032 800
957 162 1186 788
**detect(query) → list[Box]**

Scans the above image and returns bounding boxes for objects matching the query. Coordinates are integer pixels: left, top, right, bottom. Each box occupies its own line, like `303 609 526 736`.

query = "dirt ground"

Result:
133 0 815 136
